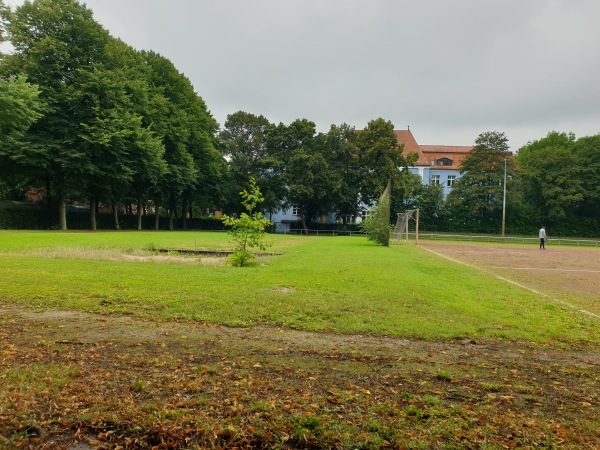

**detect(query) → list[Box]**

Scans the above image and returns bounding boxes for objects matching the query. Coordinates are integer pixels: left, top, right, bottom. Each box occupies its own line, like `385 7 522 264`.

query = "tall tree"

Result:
188 128 225 225
1 0 111 229
448 131 517 230
220 111 270 182
142 50 218 230
108 42 168 230
277 119 337 232
219 111 279 214
355 118 418 218
0 0 10 52
410 183 448 231
323 123 362 225
286 149 333 232
77 39 167 230
572 134 600 220
517 131 583 221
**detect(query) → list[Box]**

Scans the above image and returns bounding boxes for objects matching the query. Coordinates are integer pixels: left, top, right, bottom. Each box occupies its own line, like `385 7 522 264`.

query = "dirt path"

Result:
2 306 599 449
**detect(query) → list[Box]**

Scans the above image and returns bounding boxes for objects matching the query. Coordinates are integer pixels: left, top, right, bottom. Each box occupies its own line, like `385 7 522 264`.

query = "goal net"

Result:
392 209 419 245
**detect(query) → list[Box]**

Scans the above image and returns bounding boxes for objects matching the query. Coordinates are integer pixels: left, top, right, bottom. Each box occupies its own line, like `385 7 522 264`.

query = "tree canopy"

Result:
448 131 517 229
0 0 222 230
1 2 600 237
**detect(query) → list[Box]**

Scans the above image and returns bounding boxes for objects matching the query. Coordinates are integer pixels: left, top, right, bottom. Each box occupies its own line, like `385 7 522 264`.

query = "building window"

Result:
430 175 440 185
292 206 301 216
438 157 453 166
447 175 456 187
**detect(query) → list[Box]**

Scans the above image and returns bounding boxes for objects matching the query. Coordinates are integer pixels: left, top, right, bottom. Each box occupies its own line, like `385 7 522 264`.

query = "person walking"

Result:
539 226 547 250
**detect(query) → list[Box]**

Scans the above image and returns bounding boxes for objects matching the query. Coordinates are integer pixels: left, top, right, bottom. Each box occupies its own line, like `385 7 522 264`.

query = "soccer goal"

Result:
392 209 420 245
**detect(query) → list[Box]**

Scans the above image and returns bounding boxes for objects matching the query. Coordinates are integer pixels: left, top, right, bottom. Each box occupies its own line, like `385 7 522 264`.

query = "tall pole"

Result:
501 157 507 242
415 208 419 246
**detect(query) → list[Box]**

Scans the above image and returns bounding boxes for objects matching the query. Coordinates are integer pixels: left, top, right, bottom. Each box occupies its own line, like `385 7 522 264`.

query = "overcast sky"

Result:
4 0 600 151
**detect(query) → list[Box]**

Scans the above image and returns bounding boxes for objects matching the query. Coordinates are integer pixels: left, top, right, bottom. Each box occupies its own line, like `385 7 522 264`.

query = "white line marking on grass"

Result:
495 267 600 273
421 247 600 320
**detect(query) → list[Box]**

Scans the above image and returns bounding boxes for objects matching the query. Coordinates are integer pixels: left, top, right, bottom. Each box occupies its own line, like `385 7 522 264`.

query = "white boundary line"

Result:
421 247 600 320
495 267 600 273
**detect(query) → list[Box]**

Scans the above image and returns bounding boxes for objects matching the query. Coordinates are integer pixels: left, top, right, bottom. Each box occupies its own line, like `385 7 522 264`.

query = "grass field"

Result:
1 230 599 449
0 230 598 342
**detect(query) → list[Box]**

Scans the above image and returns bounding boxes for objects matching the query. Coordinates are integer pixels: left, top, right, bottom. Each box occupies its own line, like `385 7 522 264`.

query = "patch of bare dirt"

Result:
420 242 600 316
123 254 224 265
1 306 599 449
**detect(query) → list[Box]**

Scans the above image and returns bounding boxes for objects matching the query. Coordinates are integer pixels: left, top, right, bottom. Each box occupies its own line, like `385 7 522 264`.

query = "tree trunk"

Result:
181 192 188 230
45 177 52 210
137 195 143 231
112 200 120 230
169 209 174 231
58 195 67 231
154 208 159 230
300 214 308 235
90 198 97 231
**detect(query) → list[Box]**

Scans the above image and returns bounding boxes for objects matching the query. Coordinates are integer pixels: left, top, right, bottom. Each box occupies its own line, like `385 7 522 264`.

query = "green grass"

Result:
0 230 597 343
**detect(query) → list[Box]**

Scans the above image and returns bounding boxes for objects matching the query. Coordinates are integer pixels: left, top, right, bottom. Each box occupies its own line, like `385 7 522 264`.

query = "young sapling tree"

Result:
221 177 272 266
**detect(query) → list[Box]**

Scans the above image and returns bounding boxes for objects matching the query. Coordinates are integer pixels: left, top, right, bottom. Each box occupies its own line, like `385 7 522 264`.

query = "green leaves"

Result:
448 131 514 227
517 131 588 221
221 177 272 266
0 75 42 138
360 191 392 246
1 0 222 229
355 118 419 217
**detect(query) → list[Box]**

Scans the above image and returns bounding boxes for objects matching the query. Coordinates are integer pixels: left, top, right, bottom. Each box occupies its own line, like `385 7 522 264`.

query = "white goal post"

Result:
392 209 419 245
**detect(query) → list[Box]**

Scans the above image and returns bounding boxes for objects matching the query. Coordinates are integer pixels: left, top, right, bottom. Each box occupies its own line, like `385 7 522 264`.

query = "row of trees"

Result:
221 114 600 237
0 0 419 233
1 0 224 230
2 1 599 236
219 112 419 232
446 131 600 236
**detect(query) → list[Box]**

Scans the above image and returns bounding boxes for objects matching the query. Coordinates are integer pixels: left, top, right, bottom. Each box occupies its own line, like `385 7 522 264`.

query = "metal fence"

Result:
276 228 600 247
416 233 600 247
281 228 365 236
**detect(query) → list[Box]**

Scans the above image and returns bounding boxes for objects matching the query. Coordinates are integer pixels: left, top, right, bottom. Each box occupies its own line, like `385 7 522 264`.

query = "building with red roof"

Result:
395 129 473 196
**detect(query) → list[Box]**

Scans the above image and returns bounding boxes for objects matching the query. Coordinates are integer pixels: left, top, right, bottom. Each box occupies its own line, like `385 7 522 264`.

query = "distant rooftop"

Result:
395 129 473 170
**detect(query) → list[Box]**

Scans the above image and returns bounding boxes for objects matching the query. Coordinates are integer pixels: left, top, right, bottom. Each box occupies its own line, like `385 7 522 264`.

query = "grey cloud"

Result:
4 0 600 149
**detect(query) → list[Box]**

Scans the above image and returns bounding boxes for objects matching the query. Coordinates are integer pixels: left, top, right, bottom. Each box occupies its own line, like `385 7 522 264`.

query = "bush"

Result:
360 195 392 246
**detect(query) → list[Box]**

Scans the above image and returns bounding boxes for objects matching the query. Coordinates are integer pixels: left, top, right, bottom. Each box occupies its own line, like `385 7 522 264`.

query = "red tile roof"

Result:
394 130 427 164
395 130 473 169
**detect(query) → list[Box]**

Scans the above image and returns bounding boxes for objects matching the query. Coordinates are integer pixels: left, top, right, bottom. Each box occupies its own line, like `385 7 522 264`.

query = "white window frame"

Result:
430 175 440 185
447 175 456 187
